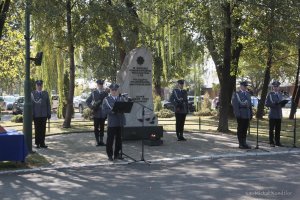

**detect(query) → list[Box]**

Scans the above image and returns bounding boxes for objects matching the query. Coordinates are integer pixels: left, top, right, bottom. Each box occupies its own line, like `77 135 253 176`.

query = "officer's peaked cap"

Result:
177 79 185 84
96 79 105 85
35 80 43 85
109 83 119 90
239 81 249 86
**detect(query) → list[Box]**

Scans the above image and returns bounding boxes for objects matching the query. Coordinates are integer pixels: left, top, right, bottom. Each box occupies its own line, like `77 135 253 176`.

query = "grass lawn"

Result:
0 153 50 171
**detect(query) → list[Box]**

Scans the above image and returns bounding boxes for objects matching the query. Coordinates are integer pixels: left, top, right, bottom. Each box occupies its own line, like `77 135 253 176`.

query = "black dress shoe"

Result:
270 143 275 147
108 157 113 161
114 155 124 160
239 145 247 149
276 143 283 147
180 137 187 141
243 143 251 149
98 141 106 146
35 145 40 148
40 144 48 148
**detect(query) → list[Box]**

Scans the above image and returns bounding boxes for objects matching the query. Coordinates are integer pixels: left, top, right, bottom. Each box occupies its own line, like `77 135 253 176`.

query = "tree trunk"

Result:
228 43 243 118
289 46 300 119
0 0 10 39
256 41 272 119
217 2 231 132
256 66 271 118
153 56 163 96
56 51 64 119
107 0 139 65
256 3 275 119
63 0 75 128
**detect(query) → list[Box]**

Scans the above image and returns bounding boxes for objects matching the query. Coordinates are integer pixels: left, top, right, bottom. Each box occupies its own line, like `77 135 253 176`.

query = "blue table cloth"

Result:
0 130 28 162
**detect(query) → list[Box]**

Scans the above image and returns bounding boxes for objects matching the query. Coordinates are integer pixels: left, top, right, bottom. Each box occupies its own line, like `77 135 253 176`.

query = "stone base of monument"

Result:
144 139 163 146
122 126 163 141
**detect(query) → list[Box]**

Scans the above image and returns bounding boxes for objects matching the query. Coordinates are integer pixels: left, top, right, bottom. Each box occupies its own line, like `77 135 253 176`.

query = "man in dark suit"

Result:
265 81 283 147
169 79 189 141
31 80 51 148
232 81 252 149
102 83 126 161
86 79 108 146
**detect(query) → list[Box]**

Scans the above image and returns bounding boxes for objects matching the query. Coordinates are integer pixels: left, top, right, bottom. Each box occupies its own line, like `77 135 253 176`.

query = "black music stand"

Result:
292 100 297 148
131 101 154 165
112 101 136 162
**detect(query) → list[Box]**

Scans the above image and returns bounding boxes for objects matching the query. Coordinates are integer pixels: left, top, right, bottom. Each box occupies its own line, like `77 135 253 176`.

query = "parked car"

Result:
12 96 24 115
73 96 81 108
251 96 259 108
212 97 219 110
3 96 16 110
78 93 89 113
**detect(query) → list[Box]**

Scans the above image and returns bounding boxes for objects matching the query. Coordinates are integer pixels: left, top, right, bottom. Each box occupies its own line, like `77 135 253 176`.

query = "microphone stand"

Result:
117 95 137 162
255 117 259 149
293 100 297 148
131 100 152 165
254 117 268 152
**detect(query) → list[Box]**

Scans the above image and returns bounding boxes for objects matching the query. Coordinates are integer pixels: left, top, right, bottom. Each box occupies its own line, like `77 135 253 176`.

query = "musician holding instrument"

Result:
169 79 189 141
232 81 252 149
86 79 108 146
265 80 284 147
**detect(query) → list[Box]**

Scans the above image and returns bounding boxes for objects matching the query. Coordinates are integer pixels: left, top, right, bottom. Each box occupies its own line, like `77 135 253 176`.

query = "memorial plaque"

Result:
117 47 158 127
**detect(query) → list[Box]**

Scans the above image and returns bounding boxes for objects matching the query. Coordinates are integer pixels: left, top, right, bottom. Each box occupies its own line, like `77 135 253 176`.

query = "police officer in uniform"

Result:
31 80 51 148
86 79 108 146
265 81 283 147
169 79 189 141
102 83 126 161
232 81 252 149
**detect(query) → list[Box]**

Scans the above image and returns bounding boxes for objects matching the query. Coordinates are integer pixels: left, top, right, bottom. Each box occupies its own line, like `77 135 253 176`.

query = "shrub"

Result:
82 108 93 120
156 109 174 118
154 95 162 112
11 115 23 123
193 109 213 116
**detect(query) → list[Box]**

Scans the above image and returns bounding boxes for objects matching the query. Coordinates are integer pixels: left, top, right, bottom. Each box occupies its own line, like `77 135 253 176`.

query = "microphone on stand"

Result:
120 93 132 101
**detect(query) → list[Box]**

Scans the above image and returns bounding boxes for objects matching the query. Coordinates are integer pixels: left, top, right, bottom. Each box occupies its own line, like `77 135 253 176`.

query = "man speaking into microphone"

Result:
102 83 126 161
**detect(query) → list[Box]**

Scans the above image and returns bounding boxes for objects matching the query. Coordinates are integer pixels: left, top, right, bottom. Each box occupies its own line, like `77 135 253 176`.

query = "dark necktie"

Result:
242 92 247 100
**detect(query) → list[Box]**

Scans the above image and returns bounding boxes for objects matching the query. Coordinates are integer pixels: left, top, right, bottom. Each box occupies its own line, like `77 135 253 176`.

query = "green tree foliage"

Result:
0 0 24 95
138 0 203 90
238 0 299 118
0 0 10 39
189 0 245 132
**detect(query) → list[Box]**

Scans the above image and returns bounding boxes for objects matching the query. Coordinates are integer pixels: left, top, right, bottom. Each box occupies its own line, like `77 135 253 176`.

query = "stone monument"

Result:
117 47 158 127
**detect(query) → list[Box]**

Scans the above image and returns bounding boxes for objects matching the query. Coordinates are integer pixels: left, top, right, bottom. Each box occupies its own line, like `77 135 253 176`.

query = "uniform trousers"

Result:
175 113 187 137
34 117 47 146
106 127 122 158
236 118 249 145
93 117 106 140
269 118 281 144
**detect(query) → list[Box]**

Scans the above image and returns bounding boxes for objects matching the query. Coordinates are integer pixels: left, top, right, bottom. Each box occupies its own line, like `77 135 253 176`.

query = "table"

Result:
0 130 28 162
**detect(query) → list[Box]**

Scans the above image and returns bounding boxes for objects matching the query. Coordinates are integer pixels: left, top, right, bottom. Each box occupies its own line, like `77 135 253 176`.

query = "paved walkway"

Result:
32 130 299 169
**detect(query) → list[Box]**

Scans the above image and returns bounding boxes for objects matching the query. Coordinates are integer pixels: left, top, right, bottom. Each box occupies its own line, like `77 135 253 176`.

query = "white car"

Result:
3 96 16 110
78 93 89 113
73 96 81 108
